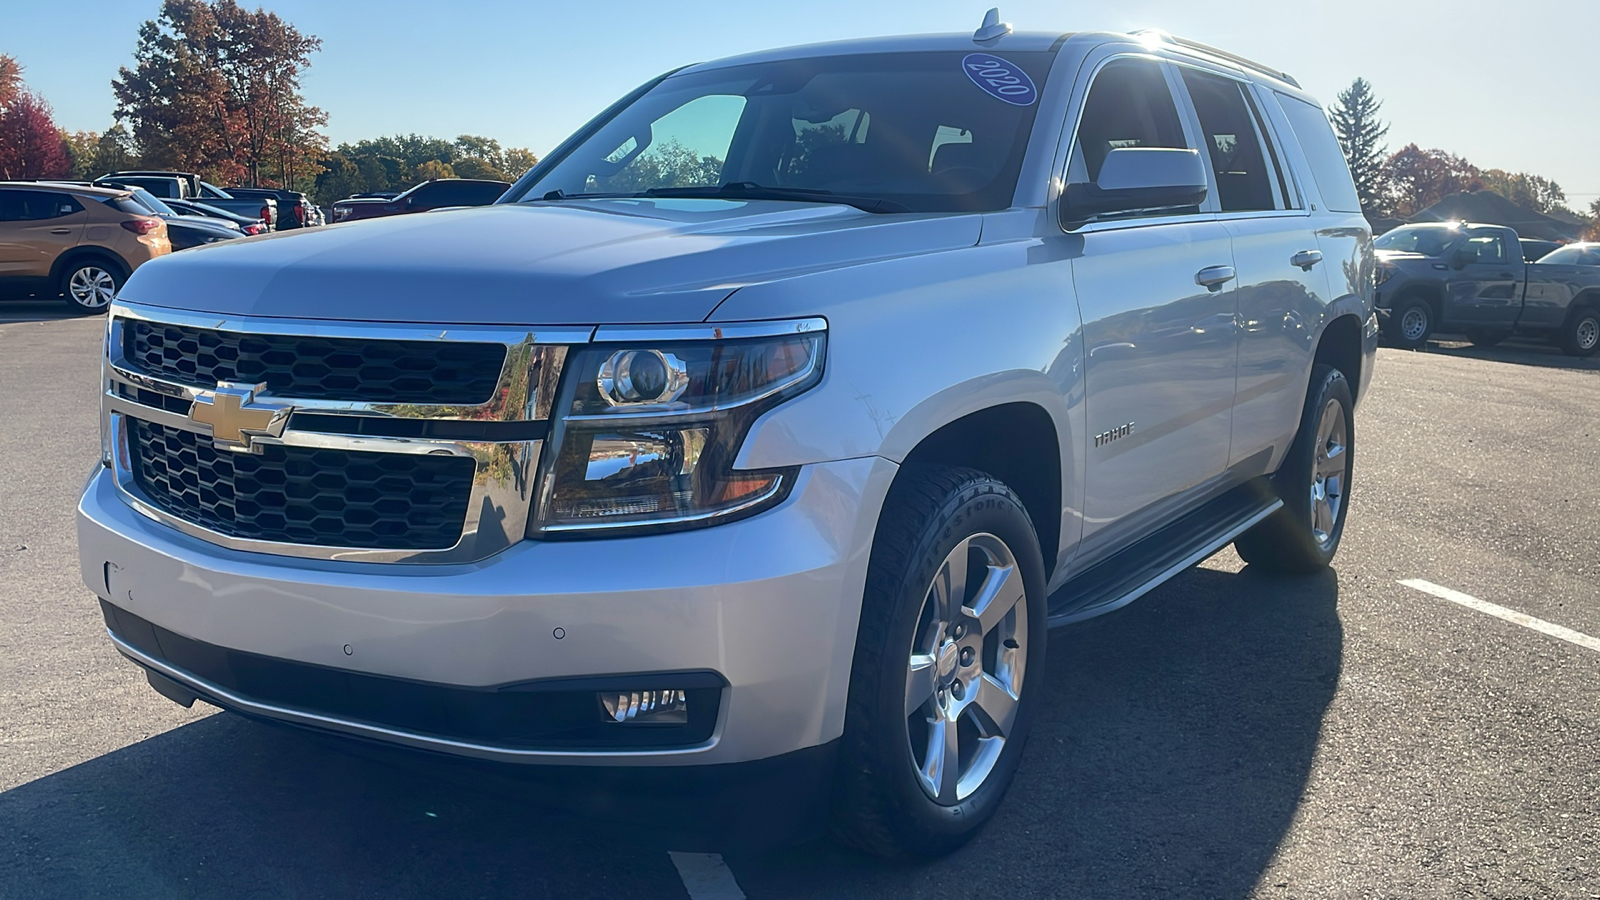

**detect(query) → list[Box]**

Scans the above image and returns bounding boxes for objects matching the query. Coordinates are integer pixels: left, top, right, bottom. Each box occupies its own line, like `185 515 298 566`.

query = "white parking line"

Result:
669 851 747 900
1399 579 1600 654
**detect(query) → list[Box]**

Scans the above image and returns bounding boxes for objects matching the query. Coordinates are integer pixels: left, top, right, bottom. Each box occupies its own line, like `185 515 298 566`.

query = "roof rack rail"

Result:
1131 30 1300 88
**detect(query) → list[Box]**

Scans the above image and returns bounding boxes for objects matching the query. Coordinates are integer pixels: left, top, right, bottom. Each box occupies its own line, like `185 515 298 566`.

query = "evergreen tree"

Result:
1330 78 1391 218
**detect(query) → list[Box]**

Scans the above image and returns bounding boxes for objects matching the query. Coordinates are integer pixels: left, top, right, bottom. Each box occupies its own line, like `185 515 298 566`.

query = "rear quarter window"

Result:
1274 93 1362 214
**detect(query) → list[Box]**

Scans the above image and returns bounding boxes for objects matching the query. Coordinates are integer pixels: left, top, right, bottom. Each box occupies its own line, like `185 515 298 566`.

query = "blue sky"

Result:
5 0 1596 202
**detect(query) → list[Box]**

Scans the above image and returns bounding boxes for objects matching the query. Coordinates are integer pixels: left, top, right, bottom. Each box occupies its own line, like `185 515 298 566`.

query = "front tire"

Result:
832 466 1047 859
1557 308 1600 358
1235 364 1354 573
58 259 123 313
1385 296 1433 350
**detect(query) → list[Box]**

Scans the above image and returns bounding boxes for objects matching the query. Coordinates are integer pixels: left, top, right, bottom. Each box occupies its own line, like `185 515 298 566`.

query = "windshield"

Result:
129 188 177 217
1537 244 1600 267
509 51 1056 213
1374 225 1462 257
198 181 233 200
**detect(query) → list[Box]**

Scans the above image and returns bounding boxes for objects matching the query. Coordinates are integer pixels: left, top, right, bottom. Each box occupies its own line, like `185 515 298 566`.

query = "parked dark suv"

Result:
331 178 509 223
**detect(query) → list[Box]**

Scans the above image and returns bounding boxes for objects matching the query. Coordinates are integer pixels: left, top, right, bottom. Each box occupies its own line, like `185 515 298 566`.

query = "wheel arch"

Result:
893 402 1064 580
1390 281 1443 323
1312 313 1364 396
50 246 131 286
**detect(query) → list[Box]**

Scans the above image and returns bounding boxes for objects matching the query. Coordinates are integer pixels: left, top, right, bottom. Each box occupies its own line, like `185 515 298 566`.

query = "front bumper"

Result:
79 455 893 766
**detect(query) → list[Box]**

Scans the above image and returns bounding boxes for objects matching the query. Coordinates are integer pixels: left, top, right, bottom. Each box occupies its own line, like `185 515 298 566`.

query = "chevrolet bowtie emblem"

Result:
189 382 292 452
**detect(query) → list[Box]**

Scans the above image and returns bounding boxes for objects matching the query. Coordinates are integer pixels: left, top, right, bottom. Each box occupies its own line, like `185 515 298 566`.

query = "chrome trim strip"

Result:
592 317 827 343
110 299 596 346
108 631 717 763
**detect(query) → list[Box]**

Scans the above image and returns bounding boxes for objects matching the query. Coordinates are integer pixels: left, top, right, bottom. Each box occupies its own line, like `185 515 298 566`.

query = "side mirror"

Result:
1449 246 1476 269
1061 148 1208 229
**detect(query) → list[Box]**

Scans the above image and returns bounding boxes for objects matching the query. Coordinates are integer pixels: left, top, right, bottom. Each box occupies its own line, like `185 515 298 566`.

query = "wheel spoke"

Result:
967 673 1019 739
905 654 937 717
966 563 1023 634
1317 443 1346 479
931 539 969 623
923 714 962 805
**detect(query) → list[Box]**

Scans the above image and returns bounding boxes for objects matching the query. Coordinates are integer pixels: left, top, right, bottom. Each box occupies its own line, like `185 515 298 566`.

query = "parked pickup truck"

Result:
79 20 1376 857
224 187 317 230
1375 223 1600 356
99 171 277 232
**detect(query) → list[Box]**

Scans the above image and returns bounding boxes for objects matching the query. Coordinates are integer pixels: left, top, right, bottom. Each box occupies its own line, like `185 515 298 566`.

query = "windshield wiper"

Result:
643 183 910 214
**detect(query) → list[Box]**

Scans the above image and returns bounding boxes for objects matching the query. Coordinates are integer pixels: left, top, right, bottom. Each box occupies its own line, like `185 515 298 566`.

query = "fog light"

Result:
600 689 688 724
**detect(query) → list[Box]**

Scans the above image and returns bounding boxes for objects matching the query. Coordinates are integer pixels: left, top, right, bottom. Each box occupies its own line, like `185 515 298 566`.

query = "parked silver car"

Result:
78 15 1375 857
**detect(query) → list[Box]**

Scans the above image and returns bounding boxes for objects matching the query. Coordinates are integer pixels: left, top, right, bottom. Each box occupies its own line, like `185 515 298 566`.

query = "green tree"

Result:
413 159 456 182
593 139 724 194
1330 78 1390 218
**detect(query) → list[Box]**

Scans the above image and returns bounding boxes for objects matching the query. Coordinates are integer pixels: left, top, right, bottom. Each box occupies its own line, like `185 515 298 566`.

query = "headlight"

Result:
530 321 826 535
1375 263 1396 286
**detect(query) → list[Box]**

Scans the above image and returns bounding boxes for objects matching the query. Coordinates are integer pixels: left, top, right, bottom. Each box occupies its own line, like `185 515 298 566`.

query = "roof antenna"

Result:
974 8 1012 42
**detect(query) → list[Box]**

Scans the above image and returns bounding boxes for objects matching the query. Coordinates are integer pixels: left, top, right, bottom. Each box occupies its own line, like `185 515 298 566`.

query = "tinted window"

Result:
0 190 83 221
1463 232 1508 265
102 196 150 215
516 50 1057 213
1374 225 1461 257
1537 245 1600 267
1182 71 1277 212
1274 93 1362 213
1073 59 1189 184
119 177 179 198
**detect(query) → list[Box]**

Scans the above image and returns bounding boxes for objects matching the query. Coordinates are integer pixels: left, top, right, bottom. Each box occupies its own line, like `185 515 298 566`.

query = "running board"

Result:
1047 480 1283 627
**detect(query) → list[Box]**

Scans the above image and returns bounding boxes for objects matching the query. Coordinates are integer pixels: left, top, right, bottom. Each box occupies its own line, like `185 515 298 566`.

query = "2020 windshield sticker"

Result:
962 54 1037 106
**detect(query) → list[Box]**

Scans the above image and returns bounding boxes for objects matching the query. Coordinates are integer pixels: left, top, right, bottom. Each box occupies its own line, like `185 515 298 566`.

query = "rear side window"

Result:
0 190 83 221
103 196 150 215
1274 94 1362 213
1181 71 1278 212
1073 58 1190 184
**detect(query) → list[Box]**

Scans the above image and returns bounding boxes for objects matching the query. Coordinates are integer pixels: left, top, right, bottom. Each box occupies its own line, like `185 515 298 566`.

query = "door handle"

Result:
1195 266 1237 292
50 228 72 235
1291 250 1324 271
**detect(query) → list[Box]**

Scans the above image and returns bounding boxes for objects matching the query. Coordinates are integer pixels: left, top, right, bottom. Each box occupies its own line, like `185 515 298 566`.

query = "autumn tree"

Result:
0 91 70 179
1386 145 1482 217
0 54 21 110
312 133 537 204
1330 78 1391 218
1479 169 1569 215
113 0 327 190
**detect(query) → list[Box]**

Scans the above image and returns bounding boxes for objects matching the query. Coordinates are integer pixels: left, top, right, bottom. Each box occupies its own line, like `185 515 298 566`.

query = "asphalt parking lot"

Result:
3 302 1598 899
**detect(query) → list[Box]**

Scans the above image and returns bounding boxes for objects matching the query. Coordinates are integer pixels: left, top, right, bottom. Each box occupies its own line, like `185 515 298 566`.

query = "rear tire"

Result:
1235 364 1354 573
58 258 124 314
1556 308 1600 358
832 466 1047 859
1385 296 1433 350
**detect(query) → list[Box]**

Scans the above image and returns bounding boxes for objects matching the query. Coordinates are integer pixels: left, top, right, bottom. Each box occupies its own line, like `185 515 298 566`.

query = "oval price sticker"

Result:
962 54 1038 106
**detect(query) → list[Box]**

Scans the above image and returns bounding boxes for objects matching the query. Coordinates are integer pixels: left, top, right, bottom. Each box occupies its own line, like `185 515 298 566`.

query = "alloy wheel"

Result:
1310 399 1349 547
904 532 1028 806
68 266 117 309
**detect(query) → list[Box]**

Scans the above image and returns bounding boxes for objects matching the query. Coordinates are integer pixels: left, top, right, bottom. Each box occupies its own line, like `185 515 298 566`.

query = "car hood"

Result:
118 199 983 325
165 213 240 234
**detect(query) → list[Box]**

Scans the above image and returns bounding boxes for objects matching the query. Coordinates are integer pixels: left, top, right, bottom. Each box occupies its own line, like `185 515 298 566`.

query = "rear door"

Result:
1065 56 1240 559
1446 228 1523 326
1175 68 1332 470
0 189 87 279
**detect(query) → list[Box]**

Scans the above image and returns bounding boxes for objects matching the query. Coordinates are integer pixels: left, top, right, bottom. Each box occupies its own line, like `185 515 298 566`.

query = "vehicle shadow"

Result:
1420 336 1600 372
731 563 1344 899
0 299 90 324
0 563 1339 899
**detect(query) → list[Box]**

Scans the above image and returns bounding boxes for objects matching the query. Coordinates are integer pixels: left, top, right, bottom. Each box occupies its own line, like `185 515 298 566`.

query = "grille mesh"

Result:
124 321 506 405
127 419 475 550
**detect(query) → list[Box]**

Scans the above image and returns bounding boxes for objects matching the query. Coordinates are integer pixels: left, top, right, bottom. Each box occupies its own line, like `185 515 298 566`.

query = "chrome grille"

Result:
102 302 585 564
125 319 508 404
128 419 476 550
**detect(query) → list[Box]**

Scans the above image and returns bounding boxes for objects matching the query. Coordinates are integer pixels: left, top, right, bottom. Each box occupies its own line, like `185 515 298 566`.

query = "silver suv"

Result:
78 18 1376 857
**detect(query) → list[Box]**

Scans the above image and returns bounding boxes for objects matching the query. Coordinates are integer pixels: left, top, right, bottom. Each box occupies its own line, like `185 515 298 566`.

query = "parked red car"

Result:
331 178 510 223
